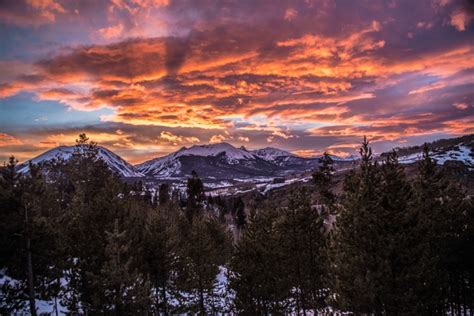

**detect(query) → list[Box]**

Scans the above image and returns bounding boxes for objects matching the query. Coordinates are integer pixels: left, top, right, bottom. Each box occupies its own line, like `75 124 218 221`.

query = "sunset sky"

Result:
0 0 473 163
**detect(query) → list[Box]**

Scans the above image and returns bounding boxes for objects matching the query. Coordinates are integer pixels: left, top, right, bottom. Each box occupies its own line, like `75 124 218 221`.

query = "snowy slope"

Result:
17 145 144 178
136 143 258 177
136 153 183 178
398 144 474 168
181 143 256 162
251 147 294 161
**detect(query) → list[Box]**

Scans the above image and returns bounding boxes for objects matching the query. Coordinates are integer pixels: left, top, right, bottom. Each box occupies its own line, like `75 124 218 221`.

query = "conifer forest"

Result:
1 135 473 315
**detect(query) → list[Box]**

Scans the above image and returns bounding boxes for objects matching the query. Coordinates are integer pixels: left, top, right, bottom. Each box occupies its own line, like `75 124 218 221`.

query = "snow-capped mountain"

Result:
137 143 257 178
17 145 143 178
250 147 295 161
136 143 322 179
176 143 256 163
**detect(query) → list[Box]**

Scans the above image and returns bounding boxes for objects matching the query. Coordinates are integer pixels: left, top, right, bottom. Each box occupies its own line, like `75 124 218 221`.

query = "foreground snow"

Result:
398 144 474 169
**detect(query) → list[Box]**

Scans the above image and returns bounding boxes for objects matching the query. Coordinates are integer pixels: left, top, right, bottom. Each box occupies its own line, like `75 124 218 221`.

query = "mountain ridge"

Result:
15 134 474 182
17 145 144 178
135 142 326 179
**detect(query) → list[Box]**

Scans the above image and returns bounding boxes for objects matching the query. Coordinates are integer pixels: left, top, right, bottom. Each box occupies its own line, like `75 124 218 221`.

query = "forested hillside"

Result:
1 135 473 315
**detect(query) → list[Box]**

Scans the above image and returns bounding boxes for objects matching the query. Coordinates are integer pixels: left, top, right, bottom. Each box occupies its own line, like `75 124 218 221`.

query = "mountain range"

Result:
16 135 474 185
135 143 334 180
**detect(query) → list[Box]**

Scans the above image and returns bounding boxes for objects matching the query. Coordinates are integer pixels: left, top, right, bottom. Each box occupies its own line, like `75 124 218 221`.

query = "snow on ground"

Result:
262 182 288 194
0 273 67 315
432 145 474 167
204 181 233 189
398 152 423 164
398 145 474 169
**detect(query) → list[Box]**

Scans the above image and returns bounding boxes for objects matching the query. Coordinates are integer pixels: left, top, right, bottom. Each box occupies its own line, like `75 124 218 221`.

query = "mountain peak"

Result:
17 145 143 178
189 142 235 150
251 147 294 161
179 142 254 162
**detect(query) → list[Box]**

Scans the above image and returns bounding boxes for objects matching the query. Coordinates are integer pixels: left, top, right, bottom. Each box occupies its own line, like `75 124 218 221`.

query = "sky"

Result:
0 0 473 164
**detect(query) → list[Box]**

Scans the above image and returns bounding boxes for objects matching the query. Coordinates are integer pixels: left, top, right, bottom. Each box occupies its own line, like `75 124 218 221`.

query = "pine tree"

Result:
408 144 471 314
95 219 151 314
45 134 135 313
234 197 246 239
175 215 232 314
376 150 420 314
142 202 180 315
186 170 205 221
159 183 171 205
409 144 450 314
229 206 292 314
313 152 336 208
330 136 386 314
278 188 328 314
456 195 474 313
0 157 32 314
443 183 472 315
0 156 22 278
0 159 59 315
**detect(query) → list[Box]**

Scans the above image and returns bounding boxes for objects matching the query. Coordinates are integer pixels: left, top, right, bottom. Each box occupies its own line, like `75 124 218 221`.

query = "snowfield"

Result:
398 144 474 169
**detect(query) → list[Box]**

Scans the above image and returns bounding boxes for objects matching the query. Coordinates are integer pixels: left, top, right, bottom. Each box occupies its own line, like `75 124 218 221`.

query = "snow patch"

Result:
399 144 474 168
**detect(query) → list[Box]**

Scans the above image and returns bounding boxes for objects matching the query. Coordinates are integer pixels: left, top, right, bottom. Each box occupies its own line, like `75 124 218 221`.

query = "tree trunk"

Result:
198 275 205 315
54 277 61 316
54 295 59 316
25 204 37 316
161 281 168 316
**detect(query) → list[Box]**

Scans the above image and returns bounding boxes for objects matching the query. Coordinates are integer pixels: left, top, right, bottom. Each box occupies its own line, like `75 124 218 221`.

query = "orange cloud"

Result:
98 23 124 40
284 8 298 21
160 131 200 145
209 134 226 143
450 7 473 31
0 0 66 26
291 149 319 157
453 102 469 110
0 133 23 146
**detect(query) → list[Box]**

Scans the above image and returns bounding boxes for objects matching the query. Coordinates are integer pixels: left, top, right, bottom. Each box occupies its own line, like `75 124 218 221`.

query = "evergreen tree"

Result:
278 188 329 314
0 157 22 291
94 219 151 314
443 184 473 315
330 136 386 314
186 170 205 221
46 134 133 313
175 215 232 314
376 151 420 314
142 202 179 315
409 144 468 314
159 183 171 205
0 159 59 315
313 152 336 208
229 206 292 314
234 197 246 239
455 195 474 313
